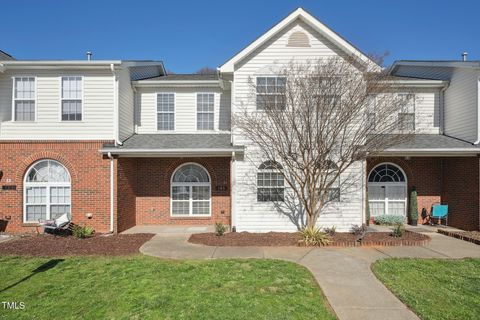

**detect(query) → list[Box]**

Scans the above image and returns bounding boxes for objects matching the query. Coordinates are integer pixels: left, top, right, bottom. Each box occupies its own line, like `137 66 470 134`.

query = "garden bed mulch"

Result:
437 229 480 245
188 231 430 247
0 233 155 256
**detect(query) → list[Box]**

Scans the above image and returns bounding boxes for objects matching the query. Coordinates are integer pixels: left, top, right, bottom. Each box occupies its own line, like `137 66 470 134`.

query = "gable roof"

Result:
219 7 381 73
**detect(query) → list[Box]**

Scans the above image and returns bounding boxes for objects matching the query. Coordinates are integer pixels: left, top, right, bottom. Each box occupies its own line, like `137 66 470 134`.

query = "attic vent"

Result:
287 31 310 47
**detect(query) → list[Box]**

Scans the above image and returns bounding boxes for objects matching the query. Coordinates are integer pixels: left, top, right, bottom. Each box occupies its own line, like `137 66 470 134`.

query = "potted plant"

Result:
409 186 418 226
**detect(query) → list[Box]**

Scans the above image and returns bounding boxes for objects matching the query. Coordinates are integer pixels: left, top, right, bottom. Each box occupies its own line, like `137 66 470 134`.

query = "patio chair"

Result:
38 214 71 235
430 204 448 227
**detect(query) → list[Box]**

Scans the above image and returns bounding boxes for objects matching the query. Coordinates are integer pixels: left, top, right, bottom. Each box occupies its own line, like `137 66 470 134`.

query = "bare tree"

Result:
195 67 217 75
233 57 414 229
367 51 390 67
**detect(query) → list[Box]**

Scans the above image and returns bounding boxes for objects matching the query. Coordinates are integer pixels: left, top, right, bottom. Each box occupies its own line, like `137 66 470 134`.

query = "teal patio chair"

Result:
431 204 448 227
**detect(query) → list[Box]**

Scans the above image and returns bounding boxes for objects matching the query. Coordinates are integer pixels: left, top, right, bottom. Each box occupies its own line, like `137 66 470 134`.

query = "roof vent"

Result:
86 51 92 61
287 31 310 47
462 52 468 61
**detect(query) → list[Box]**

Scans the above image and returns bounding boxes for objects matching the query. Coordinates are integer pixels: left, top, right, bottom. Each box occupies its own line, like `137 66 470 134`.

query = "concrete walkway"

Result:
136 228 480 320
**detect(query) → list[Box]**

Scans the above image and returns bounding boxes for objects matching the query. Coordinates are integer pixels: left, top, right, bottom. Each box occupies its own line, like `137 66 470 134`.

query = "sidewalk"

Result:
138 229 480 320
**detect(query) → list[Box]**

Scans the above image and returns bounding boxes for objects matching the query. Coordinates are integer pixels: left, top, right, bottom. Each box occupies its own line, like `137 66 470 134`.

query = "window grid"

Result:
24 160 71 223
157 93 175 130
13 77 35 121
397 93 415 131
257 162 285 202
171 164 211 216
61 76 83 121
197 93 214 130
256 77 286 110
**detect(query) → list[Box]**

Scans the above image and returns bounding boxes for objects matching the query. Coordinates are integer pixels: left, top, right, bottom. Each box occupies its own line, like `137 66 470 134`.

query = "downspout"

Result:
439 84 449 135
107 152 115 233
231 151 236 232
110 64 122 146
361 160 366 225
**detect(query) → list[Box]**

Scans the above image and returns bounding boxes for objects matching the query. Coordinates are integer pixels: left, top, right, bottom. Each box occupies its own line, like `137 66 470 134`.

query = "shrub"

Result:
214 222 226 236
409 187 418 225
72 225 94 239
323 226 336 236
374 215 405 226
300 227 331 246
392 224 405 238
351 224 367 236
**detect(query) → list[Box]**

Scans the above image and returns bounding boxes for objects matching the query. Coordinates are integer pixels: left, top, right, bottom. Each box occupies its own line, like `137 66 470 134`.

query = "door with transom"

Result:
368 163 407 216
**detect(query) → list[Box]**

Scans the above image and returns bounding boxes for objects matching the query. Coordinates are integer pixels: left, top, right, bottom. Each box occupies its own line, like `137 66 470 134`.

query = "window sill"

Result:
22 223 39 227
170 216 212 220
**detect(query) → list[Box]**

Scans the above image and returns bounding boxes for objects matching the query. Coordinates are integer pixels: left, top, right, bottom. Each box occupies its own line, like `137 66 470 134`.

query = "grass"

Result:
0 255 336 320
372 258 480 320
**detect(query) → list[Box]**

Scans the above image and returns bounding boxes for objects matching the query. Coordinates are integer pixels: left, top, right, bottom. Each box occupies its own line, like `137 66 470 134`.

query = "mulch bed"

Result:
0 233 155 256
189 231 430 247
437 229 480 245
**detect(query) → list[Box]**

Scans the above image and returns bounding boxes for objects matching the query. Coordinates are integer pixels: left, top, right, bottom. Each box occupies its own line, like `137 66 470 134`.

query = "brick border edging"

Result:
437 229 480 245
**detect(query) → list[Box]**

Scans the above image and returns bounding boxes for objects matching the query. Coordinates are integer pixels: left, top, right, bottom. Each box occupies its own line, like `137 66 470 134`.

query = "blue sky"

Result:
1 0 479 73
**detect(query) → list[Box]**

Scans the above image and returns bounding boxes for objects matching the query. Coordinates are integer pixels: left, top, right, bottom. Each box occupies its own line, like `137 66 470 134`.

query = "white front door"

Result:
368 164 407 216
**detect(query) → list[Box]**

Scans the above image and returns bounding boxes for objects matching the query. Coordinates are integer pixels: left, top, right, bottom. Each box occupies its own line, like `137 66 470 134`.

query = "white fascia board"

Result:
132 80 222 88
219 8 380 73
386 80 448 88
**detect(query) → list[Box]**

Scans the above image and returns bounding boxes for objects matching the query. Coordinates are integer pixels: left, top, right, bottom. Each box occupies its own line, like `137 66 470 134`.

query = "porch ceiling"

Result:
100 133 244 157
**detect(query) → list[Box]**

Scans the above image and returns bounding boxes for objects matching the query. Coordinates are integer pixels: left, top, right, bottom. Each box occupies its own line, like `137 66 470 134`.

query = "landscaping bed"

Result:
437 229 480 245
0 233 154 256
189 231 429 247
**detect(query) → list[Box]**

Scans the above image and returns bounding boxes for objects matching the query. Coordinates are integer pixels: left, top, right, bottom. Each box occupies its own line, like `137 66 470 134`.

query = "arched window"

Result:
368 164 406 182
171 163 211 216
257 161 284 202
24 159 71 222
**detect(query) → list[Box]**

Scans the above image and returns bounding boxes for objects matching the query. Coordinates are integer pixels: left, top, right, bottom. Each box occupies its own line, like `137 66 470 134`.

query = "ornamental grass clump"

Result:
300 227 331 246
214 222 226 236
392 224 405 238
72 225 95 239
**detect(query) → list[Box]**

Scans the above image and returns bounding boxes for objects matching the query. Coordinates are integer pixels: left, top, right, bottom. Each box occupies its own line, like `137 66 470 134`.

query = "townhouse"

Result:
1 8 479 234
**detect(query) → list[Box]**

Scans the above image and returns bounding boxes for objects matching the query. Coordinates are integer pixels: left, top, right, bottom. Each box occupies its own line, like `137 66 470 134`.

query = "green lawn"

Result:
372 258 480 320
0 255 335 320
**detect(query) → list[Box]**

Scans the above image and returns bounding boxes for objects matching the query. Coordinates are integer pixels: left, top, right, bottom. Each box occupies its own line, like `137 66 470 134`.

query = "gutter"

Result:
99 147 245 156
107 152 115 233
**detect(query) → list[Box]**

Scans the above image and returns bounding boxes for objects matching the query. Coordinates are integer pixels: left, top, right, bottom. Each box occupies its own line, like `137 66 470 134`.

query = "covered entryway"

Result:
368 163 408 217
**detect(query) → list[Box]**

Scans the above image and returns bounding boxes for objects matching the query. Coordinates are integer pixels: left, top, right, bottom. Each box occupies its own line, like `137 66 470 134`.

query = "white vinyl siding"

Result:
13 77 36 121
443 68 479 143
196 93 214 130
0 70 115 140
136 87 231 133
232 19 364 232
118 68 135 141
61 76 83 121
156 93 175 130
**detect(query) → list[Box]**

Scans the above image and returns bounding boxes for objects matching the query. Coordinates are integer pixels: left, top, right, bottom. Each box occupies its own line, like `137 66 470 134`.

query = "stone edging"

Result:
437 229 480 245
321 238 431 247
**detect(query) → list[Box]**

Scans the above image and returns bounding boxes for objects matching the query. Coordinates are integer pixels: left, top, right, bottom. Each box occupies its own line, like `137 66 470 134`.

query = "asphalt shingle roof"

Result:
104 133 241 150
387 134 479 150
0 50 15 61
139 74 219 81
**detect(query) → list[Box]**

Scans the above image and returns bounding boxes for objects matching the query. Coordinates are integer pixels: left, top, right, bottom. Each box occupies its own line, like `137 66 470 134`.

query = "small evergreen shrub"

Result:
323 226 336 236
300 227 331 246
374 215 405 226
72 225 94 239
214 222 226 236
409 187 418 225
391 224 405 238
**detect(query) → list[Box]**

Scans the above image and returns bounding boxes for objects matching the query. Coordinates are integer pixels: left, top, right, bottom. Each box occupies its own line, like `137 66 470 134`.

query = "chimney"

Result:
86 51 92 61
462 52 468 62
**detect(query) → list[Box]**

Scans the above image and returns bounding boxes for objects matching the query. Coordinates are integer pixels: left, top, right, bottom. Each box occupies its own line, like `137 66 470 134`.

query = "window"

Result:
24 160 71 223
13 77 35 121
256 77 286 110
157 93 175 130
197 93 214 130
366 94 377 129
397 93 415 131
257 161 285 202
322 160 340 202
368 163 406 183
171 164 211 216
61 76 83 121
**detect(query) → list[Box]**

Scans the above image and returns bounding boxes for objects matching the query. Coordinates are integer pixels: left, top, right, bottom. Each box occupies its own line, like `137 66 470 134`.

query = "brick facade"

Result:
0 141 113 234
116 157 231 231
367 157 480 231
